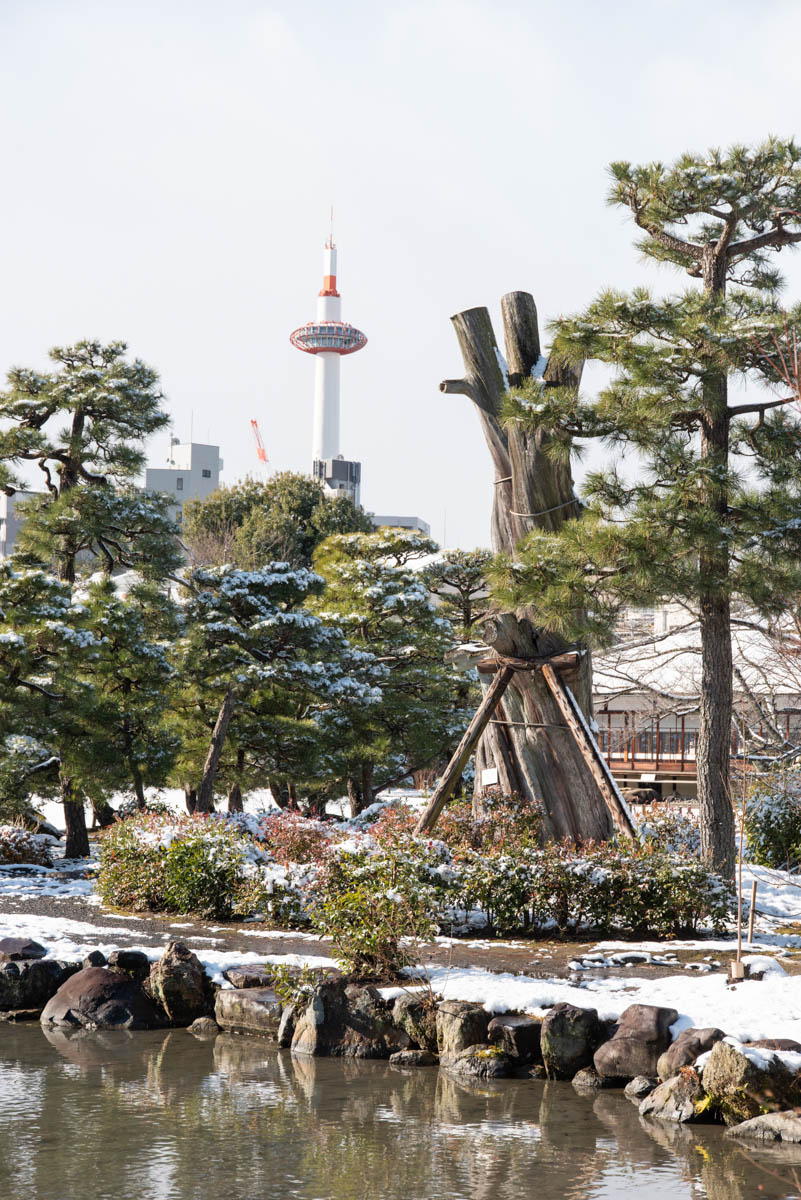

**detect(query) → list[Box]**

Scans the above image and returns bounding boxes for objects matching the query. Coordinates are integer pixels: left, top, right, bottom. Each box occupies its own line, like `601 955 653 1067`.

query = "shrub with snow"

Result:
313 844 438 977
94 804 734 940
0 823 54 867
638 810 702 857
744 771 801 870
256 810 334 866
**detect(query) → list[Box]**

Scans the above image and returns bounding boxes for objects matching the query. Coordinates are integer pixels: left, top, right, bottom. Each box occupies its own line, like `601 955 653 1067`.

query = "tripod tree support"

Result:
540 664 636 839
413 654 636 839
414 665 515 835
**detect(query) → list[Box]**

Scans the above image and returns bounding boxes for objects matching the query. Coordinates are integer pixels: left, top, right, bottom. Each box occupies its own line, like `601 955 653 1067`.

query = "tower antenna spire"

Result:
328 205 334 250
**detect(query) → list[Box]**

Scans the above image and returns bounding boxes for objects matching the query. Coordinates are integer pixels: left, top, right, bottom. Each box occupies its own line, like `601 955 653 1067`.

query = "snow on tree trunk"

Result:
442 292 612 843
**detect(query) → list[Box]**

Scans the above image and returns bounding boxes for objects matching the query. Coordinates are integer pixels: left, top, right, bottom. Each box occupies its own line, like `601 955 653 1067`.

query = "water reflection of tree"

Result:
0 1027 798 1200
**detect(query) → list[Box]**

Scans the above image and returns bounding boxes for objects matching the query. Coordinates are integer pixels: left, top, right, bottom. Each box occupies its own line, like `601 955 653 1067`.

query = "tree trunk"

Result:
195 683 236 813
696 256 736 879
184 786 197 814
443 293 612 842
90 797 116 828
346 763 374 817
62 776 89 858
130 762 146 811
227 748 245 812
267 777 291 809
697 360 736 876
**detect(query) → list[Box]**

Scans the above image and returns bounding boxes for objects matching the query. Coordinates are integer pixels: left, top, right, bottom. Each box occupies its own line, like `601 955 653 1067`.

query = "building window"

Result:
202 469 211 478
176 477 184 491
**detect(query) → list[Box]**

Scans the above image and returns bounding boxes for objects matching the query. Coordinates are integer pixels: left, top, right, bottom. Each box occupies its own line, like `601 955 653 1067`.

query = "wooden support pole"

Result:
541 664 637 839
413 665 515 835
747 879 757 944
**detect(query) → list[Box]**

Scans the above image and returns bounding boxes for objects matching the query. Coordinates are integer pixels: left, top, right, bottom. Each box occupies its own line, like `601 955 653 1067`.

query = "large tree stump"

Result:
443 292 613 842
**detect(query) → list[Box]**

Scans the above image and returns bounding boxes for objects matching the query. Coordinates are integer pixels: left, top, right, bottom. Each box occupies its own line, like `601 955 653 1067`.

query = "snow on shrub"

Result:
0 823 54 867
744 771 801 870
95 805 734 939
97 811 315 921
313 843 439 977
256 810 335 866
638 810 701 857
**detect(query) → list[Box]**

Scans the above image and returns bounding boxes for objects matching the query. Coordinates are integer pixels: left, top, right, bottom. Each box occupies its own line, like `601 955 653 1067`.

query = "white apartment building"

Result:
0 491 36 557
144 441 223 524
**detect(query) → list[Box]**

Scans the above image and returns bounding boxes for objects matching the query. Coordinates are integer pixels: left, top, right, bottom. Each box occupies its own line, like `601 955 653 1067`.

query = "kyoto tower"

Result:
290 228 367 505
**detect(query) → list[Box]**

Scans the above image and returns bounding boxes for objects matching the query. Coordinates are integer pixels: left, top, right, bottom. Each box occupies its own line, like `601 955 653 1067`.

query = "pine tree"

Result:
312 529 464 813
174 562 380 811
0 562 101 854
0 565 181 852
78 578 180 811
495 138 801 877
182 471 373 570
423 549 491 639
0 339 181 582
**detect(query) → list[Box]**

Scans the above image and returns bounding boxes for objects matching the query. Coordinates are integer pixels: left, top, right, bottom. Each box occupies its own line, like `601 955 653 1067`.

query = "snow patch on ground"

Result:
0 909 336 987
412 960 801 1044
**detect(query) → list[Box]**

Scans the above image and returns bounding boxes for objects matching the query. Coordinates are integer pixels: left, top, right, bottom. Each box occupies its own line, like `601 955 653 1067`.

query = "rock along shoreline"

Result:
4 933 801 1147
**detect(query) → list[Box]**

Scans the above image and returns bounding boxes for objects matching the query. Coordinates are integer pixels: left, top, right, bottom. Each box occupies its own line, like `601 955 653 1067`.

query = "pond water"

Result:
1 1025 799 1200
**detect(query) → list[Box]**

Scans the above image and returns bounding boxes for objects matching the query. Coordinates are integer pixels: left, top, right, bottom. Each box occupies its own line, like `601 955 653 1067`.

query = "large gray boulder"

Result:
727 1111 801 1143
215 987 283 1037
392 993 438 1052
0 959 78 1011
540 1003 603 1080
701 1040 798 1125
149 941 213 1026
0 937 47 962
657 1027 725 1081
436 1000 490 1063
639 1069 710 1123
40 967 159 1030
594 1004 678 1080
291 980 409 1058
441 1044 513 1079
487 1014 541 1065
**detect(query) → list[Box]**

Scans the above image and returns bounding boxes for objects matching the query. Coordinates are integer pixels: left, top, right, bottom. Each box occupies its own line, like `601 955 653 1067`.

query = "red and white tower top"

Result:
290 238 367 358
290 226 366 502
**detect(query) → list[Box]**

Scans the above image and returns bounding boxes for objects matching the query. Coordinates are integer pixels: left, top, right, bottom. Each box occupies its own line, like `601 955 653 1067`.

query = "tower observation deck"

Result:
290 236 366 505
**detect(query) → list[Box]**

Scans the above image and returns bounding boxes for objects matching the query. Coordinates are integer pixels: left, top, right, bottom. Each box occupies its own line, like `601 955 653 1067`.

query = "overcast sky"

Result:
2 0 801 548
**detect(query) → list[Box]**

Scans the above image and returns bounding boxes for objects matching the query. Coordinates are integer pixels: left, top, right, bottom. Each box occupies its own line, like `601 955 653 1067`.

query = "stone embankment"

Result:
4 935 801 1146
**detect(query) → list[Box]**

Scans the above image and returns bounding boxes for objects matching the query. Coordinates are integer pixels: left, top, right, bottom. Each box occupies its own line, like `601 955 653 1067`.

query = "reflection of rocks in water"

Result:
213 1032 278 1081
7 1024 801 1200
591 1089 681 1171
41 1026 140 1069
636 1102 800 1200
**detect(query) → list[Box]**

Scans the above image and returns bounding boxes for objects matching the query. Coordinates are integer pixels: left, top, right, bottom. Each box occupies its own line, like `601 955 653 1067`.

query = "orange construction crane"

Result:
250 420 268 464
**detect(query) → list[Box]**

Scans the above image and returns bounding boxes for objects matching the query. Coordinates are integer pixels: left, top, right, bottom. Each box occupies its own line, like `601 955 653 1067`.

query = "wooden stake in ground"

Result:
414 666 515 835
747 879 757 945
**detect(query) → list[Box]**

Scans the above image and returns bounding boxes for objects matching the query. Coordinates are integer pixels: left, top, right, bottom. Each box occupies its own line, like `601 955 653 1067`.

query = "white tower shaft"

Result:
312 245 341 462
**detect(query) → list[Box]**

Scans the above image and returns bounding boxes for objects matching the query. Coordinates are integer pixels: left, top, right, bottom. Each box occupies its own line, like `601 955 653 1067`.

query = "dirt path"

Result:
2 881 779 982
